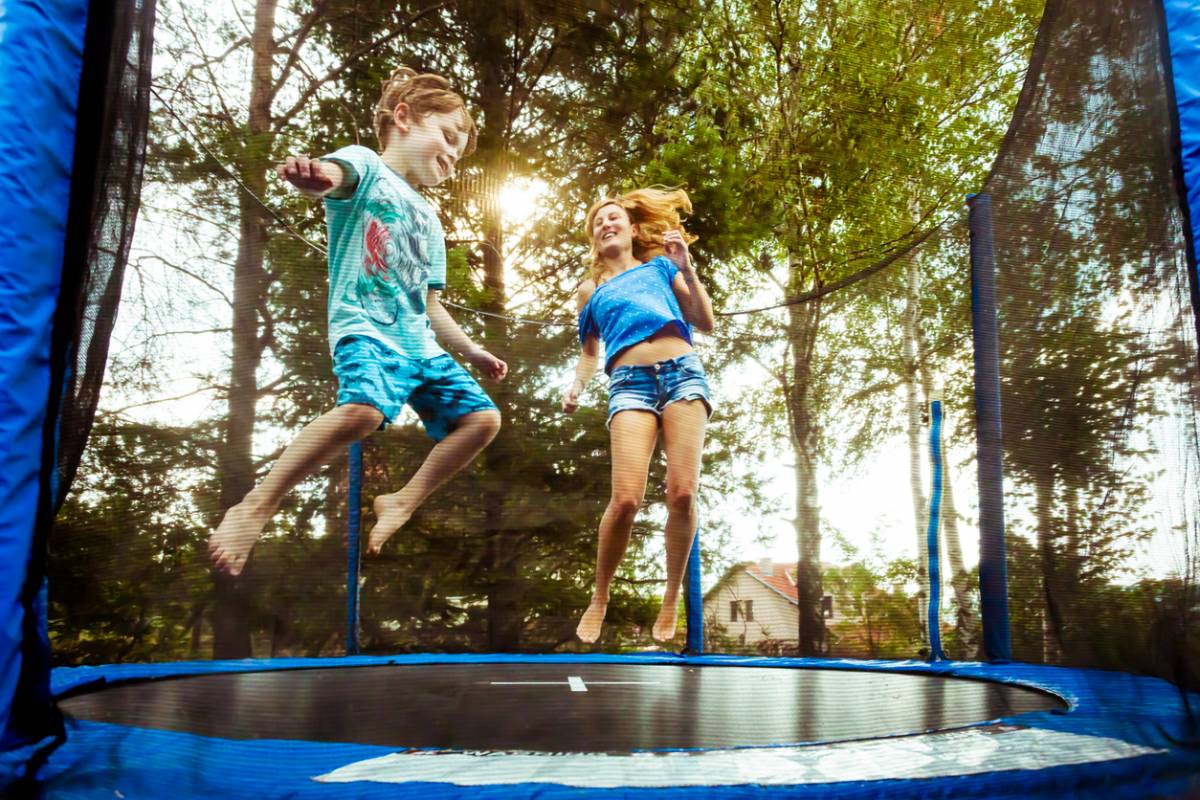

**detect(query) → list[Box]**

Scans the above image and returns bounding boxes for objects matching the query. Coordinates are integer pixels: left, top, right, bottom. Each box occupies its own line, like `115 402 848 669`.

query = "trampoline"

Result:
41 653 1194 796
4 0 1200 797
57 662 1065 750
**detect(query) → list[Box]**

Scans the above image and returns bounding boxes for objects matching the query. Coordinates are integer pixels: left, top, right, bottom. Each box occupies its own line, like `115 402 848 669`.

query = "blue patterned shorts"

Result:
606 352 714 428
333 336 498 441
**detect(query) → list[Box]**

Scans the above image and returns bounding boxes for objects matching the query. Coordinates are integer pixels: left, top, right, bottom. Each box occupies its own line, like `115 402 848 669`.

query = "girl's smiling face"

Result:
591 203 637 260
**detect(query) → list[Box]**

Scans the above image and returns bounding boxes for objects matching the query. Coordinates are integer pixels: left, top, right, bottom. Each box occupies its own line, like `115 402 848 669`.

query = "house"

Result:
702 559 847 648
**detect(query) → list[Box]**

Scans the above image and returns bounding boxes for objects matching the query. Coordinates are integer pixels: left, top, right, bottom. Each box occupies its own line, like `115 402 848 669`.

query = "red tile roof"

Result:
746 562 799 603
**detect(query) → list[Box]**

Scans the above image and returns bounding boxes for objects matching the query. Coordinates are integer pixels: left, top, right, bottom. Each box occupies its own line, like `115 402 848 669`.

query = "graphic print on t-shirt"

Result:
352 194 430 326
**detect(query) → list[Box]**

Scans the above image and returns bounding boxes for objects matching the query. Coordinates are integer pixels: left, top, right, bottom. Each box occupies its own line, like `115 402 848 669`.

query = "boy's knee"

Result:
341 403 385 433
472 409 502 439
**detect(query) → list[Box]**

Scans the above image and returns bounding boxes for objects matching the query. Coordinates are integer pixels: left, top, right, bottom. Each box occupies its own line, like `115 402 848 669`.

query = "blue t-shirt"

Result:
321 145 446 360
578 256 693 374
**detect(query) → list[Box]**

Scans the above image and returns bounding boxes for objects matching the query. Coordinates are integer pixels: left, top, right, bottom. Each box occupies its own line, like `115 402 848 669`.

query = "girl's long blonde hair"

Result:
373 66 477 155
585 187 698 283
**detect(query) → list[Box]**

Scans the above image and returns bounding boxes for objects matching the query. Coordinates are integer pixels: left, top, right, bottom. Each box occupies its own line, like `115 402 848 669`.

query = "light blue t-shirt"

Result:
578 256 693 374
321 145 446 360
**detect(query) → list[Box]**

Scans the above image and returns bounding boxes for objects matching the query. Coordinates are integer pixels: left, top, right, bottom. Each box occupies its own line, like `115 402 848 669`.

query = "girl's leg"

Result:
652 399 708 642
576 410 659 643
209 403 385 576
368 409 501 554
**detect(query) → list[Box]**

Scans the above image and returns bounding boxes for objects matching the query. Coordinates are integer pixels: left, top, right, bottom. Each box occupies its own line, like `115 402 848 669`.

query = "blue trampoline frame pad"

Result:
33 652 1200 799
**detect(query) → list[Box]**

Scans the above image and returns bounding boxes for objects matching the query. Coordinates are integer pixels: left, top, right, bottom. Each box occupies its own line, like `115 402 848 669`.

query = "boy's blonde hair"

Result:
585 187 698 282
373 66 477 155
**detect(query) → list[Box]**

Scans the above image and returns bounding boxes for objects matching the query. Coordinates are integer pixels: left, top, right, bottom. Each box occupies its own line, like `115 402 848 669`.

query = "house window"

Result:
821 595 834 619
730 600 754 622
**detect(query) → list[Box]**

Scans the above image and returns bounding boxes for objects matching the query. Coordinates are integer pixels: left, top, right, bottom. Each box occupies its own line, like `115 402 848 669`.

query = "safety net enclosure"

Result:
2 0 1200 797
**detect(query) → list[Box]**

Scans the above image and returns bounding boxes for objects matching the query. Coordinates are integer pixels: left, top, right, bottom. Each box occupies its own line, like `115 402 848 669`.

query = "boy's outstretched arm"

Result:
426 291 508 381
276 155 357 199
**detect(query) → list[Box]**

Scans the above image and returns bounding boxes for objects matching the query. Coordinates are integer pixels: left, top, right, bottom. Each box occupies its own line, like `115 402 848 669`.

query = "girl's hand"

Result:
276 155 337 197
468 348 508 381
562 379 584 414
663 229 692 270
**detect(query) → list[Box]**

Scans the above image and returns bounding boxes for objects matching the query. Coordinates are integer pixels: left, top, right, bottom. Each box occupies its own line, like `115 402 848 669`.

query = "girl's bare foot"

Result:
368 493 413 554
652 602 679 643
209 499 273 576
576 598 608 643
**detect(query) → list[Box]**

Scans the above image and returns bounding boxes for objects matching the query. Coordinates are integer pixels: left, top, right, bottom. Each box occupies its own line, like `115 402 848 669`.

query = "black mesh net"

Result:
54 0 156 511
985 0 1200 691
44 0 1198 709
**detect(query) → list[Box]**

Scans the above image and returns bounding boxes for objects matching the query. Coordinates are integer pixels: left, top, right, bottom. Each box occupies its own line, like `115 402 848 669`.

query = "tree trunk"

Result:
915 363 979 655
211 0 277 659
466 36 522 650
901 243 930 647
937 455 980 657
787 275 825 656
1035 473 1063 663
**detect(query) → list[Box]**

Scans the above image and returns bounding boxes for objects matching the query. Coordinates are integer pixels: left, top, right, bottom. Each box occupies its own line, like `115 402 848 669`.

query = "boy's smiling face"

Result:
388 105 469 187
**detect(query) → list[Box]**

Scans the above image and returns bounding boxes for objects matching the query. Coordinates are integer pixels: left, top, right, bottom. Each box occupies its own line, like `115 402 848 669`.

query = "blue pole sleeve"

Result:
968 193 1012 663
0 0 88 779
926 399 945 661
684 528 703 654
346 443 363 656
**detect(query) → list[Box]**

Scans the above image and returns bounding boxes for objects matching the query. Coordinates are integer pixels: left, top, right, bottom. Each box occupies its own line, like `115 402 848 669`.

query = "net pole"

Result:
684 528 703 654
968 193 1012 662
926 398 946 661
346 443 363 656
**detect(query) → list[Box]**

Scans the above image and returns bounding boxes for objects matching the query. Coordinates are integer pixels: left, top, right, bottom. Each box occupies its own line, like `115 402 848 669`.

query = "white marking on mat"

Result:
313 728 1165 788
488 679 659 689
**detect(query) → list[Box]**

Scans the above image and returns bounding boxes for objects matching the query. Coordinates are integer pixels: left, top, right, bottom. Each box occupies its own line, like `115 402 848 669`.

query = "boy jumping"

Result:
210 67 505 576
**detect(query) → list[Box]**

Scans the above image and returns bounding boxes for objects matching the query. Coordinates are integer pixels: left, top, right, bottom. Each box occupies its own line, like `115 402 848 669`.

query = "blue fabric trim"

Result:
32 719 1200 800
1163 0 1200 271
39 655 1200 797
0 0 88 780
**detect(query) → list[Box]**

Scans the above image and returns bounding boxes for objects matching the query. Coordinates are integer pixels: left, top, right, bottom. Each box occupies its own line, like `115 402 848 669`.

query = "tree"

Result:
693 0 1041 655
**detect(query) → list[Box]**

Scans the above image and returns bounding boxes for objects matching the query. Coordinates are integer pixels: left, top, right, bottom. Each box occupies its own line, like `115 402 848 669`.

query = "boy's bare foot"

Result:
576 598 608 643
209 499 272 576
368 493 413 554
652 602 678 643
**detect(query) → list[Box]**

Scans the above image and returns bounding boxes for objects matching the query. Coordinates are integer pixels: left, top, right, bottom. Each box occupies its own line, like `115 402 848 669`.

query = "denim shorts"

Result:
606 352 714 427
333 336 498 441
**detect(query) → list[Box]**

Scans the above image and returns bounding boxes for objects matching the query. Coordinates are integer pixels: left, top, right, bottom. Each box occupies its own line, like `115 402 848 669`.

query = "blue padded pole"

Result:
684 527 703 654
346 443 363 656
968 193 1012 662
0 0 88 780
925 398 946 661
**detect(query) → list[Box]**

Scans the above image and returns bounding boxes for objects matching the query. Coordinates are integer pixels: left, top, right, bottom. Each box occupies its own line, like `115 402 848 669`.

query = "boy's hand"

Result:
276 155 338 198
467 348 508 381
562 379 584 414
663 229 692 271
